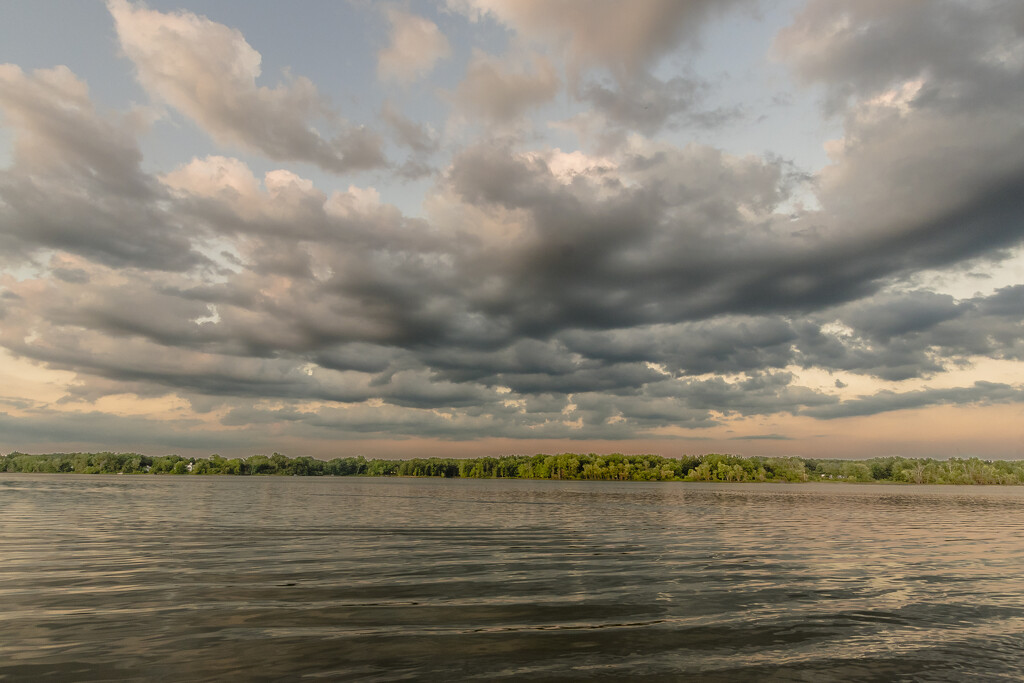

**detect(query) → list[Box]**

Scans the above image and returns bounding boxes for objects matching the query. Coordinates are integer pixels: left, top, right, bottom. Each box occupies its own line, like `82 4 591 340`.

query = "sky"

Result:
1 0 1023 460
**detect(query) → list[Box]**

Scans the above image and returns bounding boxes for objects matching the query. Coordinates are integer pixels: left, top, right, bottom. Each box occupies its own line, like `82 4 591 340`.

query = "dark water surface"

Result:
1 475 1023 681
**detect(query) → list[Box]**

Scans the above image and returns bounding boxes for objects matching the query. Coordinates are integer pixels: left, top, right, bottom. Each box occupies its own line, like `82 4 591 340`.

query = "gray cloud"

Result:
51 268 91 284
778 1 1024 281
0 409 259 453
451 0 752 143
651 372 838 417
840 291 962 343
803 382 1024 420
0 65 205 271
776 0 1024 114
576 72 746 141
797 286 1024 380
2 1 1024 448
559 317 799 377
382 100 440 153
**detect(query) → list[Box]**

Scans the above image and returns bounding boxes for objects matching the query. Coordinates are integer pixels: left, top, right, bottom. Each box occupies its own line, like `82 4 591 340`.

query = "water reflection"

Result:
1 475 1023 680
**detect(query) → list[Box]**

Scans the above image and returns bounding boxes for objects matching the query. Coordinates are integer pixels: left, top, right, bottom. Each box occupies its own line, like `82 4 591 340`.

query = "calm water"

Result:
1 475 1023 681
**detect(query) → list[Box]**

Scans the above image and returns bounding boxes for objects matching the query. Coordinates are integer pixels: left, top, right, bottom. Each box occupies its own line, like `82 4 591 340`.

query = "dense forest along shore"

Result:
4 452 1024 485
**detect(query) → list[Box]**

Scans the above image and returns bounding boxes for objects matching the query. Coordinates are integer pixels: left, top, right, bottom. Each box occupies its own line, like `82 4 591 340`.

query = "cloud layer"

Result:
1 0 1023 457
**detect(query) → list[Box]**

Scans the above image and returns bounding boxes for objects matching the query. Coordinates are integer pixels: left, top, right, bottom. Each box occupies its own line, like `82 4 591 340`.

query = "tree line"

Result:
2 451 1024 484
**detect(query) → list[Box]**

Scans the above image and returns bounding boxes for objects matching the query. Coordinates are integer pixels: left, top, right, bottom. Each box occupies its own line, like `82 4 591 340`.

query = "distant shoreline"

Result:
3 452 1023 485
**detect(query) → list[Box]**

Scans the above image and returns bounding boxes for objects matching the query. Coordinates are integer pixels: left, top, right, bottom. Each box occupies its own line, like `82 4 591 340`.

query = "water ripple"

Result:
1 475 1023 680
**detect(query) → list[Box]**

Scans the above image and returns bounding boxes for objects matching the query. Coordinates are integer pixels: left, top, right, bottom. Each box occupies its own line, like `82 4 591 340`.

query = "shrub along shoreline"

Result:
3 452 1024 485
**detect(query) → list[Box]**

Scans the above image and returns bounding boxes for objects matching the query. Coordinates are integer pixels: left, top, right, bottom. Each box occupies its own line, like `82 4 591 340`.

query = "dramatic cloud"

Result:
108 0 385 173
0 409 256 451
2 1 1023 457
803 382 1024 420
776 0 1024 112
0 64 202 271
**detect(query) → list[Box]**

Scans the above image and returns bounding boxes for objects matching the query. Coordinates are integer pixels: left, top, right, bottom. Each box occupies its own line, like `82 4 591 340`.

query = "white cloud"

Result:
107 0 385 173
161 155 326 225
450 0 746 82
377 8 451 84
452 49 559 122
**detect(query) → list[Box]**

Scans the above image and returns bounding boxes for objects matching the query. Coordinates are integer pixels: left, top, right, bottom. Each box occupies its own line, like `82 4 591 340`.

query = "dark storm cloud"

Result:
796 286 1024 380
442 141 792 334
978 285 1024 317
220 396 675 441
312 344 408 374
839 291 962 342
776 1 1024 278
0 409 257 452
3 0 1024 446
559 317 800 376
568 392 719 430
0 65 206 271
776 0 1024 113
4 104 1023 435
481 363 667 396
441 137 1024 345
650 372 838 416
421 338 587 382
803 382 1024 420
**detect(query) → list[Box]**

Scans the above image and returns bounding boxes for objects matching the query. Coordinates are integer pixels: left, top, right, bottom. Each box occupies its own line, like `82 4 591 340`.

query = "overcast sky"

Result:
1 0 1023 460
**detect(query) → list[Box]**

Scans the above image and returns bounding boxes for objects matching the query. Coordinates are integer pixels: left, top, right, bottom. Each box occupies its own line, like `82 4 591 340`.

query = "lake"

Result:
1 475 1023 681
